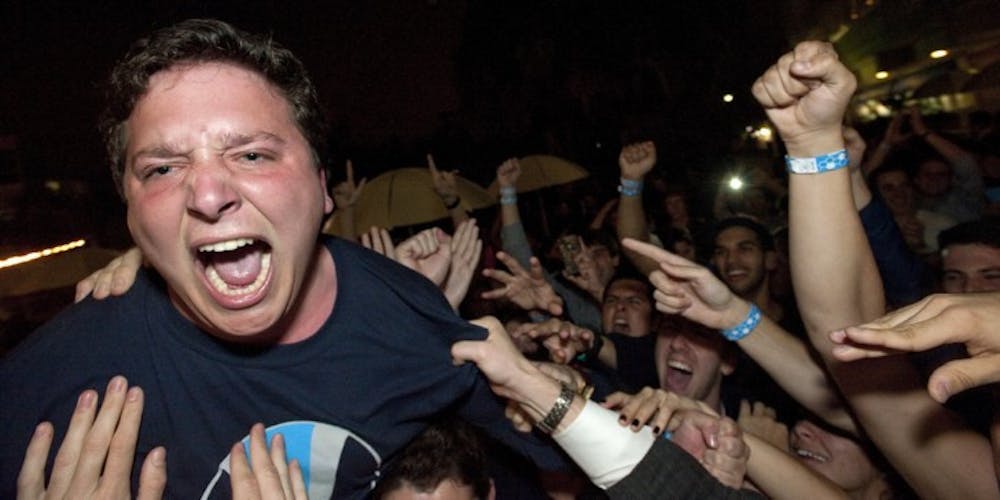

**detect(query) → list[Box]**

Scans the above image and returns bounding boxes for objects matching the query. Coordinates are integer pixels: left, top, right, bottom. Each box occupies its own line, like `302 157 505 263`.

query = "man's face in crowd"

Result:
655 319 734 408
381 479 488 500
122 62 334 341
914 159 952 197
712 226 773 298
664 194 688 222
874 170 915 216
601 279 653 338
589 243 619 288
942 243 1000 293
790 419 883 494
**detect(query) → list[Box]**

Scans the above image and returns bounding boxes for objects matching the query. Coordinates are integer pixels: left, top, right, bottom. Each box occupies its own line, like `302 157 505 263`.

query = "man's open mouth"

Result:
197 238 272 296
793 447 829 463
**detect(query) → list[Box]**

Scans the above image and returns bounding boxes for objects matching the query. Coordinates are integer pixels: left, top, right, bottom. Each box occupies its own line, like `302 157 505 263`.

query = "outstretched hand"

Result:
230 424 308 500
511 318 594 364
481 252 564 316
17 376 166 500
331 159 366 210
621 238 749 331
830 292 1000 403
443 219 483 310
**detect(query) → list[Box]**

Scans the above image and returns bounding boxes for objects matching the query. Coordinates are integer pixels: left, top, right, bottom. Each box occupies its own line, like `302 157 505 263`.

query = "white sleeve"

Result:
552 400 656 489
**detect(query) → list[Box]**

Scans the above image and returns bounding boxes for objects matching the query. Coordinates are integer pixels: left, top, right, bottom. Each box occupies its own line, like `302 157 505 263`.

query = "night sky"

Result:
2 1 789 183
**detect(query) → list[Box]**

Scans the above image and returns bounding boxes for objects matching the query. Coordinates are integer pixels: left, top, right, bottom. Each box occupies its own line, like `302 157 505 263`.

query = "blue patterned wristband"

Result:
618 178 643 197
721 303 761 341
499 186 517 205
784 149 849 174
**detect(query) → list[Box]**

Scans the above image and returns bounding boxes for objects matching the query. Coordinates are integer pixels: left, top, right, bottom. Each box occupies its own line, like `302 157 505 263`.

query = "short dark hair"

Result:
938 217 1000 251
373 418 491 499
99 18 329 196
603 267 653 304
712 216 774 251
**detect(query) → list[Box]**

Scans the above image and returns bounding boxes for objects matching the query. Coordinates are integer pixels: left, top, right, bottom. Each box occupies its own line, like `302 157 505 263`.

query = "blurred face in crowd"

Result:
122 62 334 343
602 278 653 338
790 420 886 496
588 243 619 288
712 226 774 299
381 479 486 500
874 170 915 216
942 243 1000 293
664 194 689 223
914 159 952 197
655 319 734 410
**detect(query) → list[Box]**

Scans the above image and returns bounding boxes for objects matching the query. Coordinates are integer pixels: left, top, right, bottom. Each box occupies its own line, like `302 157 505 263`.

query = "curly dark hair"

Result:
99 18 329 197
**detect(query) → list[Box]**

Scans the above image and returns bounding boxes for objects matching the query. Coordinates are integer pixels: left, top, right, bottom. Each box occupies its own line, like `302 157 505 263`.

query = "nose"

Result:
792 420 816 440
186 158 240 221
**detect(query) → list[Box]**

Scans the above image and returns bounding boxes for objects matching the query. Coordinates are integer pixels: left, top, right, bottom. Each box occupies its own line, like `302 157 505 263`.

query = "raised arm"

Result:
321 159 365 242
615 141 660 276
428 153 470 228
622 238 854 432
755 41 998 498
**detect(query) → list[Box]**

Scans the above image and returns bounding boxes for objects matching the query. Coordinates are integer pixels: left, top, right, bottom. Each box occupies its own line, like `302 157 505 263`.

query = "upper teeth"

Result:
199 238 254 253
794 448 828 462
668 360 692 373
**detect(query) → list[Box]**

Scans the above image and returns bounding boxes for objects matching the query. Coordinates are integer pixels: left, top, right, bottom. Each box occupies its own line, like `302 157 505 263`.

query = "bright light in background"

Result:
722 94 734 103
0 240 86 270
875 71 890 80
751 125 773 142
929 49 949 59
727 176 744 191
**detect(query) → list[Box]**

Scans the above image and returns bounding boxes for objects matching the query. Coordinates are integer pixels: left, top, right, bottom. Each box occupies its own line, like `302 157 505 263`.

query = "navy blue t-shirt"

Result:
0 237 564 498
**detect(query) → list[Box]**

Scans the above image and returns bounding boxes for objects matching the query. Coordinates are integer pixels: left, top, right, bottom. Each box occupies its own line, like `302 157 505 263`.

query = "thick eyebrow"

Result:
219 131 286 149
129 132 286 166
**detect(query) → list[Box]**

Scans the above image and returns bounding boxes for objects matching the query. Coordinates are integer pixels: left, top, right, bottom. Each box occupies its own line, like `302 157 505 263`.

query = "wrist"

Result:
618 177 643 197
720 302 762 341
781 129 845 158
720 300 752 331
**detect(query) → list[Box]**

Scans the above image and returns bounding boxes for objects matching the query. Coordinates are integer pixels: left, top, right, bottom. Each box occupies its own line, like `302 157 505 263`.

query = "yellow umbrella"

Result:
354 168 495 232
487 155 589 195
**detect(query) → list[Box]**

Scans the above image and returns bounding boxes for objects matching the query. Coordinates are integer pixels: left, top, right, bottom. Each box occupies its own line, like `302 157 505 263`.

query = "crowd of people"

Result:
2 17 1000 500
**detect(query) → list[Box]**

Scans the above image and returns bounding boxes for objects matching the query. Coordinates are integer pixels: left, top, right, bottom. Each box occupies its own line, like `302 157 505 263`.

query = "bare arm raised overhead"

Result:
755 40 998 498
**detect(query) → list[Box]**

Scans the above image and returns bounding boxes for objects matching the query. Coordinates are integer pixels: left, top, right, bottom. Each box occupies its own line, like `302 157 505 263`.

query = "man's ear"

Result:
320 167 334 215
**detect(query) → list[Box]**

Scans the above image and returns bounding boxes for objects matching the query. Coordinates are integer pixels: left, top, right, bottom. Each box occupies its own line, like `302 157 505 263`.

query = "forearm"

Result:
737 315 856 434
789 139 998 499
448 205 470 228
744 434 847 500
501 220 535 268
616 193 659 275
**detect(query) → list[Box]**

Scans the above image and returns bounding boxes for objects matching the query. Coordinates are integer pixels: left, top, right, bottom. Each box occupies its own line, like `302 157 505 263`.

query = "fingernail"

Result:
661 430 673 441
618 415 627 425
932 380 951 402
631 419 639 428
652 426 660 435
150 447 166 466
78 390 95 409
110 376 126 392
127 386 142 402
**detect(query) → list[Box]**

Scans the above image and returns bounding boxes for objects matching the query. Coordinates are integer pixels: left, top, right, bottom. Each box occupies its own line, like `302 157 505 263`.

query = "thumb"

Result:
928 356 1000 403
450 339 477 366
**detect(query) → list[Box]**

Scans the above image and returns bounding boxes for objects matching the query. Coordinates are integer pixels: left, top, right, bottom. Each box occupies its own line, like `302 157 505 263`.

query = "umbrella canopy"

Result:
0 244 120 297
354 168 495 232
487 155 589 195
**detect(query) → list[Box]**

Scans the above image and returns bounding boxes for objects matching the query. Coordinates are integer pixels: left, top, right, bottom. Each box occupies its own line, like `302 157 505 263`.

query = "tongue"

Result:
665 368 692 394
208 246 262 287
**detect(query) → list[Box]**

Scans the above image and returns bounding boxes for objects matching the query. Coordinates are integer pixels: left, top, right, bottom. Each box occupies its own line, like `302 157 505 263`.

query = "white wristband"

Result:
785 149 848 174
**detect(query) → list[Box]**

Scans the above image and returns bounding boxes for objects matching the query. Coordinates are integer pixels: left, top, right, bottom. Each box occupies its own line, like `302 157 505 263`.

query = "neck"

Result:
275 244 337 344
